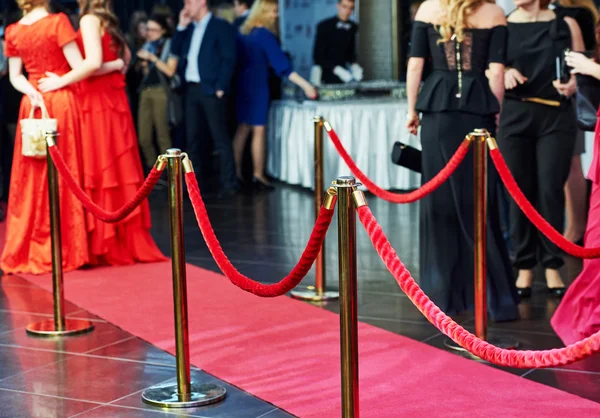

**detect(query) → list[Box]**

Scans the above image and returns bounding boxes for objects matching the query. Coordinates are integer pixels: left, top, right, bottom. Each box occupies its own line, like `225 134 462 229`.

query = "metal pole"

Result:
48 132 66 332
291 117 339 302
444 131 519 355
143 149 226 408
168 148 192 398
473 129 488 341
335 176 359 418
26 130 94 337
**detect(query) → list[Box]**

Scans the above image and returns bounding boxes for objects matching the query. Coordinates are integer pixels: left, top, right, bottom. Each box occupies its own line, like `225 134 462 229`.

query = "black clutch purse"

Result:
573 50 600 131
391 141 422 173
575 72 600 131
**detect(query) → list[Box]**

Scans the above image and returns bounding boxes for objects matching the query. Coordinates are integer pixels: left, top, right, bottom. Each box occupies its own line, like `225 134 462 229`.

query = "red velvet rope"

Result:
184 172 335 297
325 126 472 204
357 204 600 367
490 148 600 259
48 145 163 223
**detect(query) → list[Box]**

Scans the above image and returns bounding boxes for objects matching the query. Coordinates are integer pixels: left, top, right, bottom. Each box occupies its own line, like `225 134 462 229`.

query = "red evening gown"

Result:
0 14 89 274
552 109 600 345
75 31 165 265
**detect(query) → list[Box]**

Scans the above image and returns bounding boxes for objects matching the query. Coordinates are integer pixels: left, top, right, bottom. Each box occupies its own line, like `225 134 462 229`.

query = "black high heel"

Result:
517 287 532 298
547 286 567 298
252 177 275 192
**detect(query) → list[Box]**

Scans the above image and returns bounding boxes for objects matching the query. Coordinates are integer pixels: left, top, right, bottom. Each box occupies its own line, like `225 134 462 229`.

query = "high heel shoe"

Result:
252 177 275 192
547 286 567 298
516 287 532 298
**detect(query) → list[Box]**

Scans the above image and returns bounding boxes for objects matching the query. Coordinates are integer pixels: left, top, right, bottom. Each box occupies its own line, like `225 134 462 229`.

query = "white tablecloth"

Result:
267 99 421 190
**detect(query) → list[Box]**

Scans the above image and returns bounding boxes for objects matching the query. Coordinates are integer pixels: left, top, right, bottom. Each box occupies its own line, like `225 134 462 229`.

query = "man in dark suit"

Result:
171 0 239 197
311 0 362 85
233 0 254 30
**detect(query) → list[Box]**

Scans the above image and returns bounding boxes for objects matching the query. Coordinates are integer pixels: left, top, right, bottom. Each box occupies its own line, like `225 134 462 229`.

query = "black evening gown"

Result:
411 22 519 322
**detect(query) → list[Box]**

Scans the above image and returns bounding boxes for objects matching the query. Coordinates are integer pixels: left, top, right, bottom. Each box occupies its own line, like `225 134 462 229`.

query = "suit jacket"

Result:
171 16 237 95
233 16 247 31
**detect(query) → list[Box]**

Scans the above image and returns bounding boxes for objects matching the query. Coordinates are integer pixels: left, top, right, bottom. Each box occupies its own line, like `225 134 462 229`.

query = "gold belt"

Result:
521 97 561 107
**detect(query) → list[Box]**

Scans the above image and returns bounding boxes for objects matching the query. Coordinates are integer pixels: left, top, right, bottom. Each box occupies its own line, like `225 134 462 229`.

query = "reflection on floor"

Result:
0 182 597 416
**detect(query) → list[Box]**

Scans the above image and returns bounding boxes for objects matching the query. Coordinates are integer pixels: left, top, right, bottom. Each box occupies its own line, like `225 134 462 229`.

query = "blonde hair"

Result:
241 0 278 35
16 0 48 13
438 0 494 43
559 0 599 24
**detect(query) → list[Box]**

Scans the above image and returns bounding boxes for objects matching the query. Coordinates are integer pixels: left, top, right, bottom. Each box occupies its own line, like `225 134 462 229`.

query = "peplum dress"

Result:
410 22 519 321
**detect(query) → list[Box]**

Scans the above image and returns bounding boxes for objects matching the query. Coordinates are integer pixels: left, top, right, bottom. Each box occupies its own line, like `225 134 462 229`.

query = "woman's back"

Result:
76 31 125 89
411 0 507 115
4 13 75 82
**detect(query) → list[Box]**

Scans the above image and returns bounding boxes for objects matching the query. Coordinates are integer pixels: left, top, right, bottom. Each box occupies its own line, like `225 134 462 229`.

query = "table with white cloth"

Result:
266 99 422 191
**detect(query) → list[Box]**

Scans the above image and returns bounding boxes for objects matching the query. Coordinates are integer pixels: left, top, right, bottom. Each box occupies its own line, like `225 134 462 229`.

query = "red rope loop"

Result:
357 205 600 367
490 148 600 259
325 124 472 204
48 145 163 223
184 172 335 297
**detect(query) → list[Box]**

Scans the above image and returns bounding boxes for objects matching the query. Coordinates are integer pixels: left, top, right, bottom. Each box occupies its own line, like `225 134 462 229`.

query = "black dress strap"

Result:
488 26 508 64
409 21 431 58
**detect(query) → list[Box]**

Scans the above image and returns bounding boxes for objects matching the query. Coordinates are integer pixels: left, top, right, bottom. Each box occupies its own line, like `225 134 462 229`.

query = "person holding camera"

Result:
135 14 177 171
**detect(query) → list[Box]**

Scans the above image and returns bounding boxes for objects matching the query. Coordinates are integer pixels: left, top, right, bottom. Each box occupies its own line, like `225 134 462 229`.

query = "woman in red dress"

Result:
551 45 600 344
0 0 89 274
39 0 165 265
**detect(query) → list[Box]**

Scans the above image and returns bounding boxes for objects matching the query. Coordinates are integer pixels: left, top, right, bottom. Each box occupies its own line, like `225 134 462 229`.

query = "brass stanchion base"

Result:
142 381 226 409
291 286 339 302
26 319 94 337
444 337 520 360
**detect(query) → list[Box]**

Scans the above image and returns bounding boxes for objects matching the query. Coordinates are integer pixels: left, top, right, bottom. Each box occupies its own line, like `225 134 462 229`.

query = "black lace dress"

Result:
410 22 519 321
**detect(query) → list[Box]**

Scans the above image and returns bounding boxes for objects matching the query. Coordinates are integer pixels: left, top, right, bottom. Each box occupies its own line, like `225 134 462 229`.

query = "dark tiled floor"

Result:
0 181 599 416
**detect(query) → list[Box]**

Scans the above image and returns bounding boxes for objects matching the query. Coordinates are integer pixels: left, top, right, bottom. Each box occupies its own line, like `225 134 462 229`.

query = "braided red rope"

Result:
490 148 600 259
325 125 471 203
48 145 163 223
184 172 335 297
357 204 600 367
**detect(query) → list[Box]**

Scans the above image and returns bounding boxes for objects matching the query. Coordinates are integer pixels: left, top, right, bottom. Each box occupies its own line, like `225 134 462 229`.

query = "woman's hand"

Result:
37 72 64 93
566 51 600 80
137 49 157 63
303 85 318 100
27 90 44 108
406 111 420 135
504 68 527 90
552 76 576 97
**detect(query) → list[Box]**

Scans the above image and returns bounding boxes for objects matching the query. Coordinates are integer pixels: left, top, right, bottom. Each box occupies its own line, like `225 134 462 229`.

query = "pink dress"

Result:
551 108 600 345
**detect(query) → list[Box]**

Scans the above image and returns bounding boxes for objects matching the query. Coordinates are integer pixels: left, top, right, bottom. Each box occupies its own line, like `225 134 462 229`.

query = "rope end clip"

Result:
181 153 194 174
323 186 338 210
154 155 167 171
44 130 59 147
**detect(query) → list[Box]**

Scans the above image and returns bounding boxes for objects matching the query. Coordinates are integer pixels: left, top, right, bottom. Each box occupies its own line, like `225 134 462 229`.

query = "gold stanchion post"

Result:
142 149 226 408
26 130 94 337
292 116 339 302
445 130 518 355
335 176 360 418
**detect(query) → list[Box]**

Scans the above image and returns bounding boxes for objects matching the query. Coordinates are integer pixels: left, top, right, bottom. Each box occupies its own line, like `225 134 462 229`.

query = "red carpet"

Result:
6 258 599 417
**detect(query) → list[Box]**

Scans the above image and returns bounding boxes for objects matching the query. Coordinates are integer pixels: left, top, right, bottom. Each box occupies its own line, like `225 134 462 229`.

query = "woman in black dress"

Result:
498 0 584 297
406 0 519 321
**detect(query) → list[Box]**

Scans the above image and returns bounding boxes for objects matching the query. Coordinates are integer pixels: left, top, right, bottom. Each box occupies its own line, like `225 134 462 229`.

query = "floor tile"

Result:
0 355 177 404
0 345 70 381
0 388 99 418
0 320 133 355
114 371 292 418
86 337 176 367
526 369 600 403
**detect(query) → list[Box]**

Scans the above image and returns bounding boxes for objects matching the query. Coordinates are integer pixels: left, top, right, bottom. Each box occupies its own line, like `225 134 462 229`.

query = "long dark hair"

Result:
77 0 127 58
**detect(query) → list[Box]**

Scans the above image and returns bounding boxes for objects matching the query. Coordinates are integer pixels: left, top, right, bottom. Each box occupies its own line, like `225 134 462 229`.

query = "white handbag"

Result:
20 102 57 158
